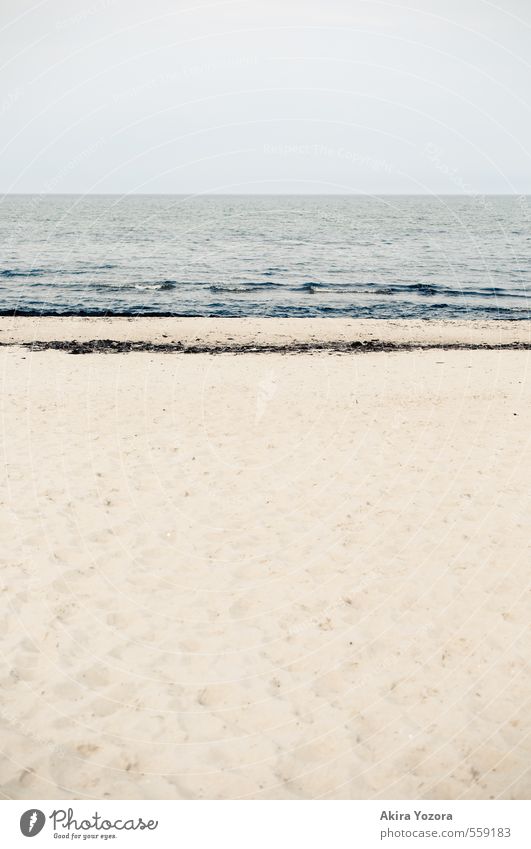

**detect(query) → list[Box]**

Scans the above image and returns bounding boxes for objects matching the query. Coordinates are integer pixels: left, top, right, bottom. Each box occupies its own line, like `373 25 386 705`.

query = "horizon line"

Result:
2 192 530 198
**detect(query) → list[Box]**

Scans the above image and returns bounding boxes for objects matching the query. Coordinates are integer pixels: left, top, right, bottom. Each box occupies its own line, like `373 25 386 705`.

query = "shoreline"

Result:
1 317 530 352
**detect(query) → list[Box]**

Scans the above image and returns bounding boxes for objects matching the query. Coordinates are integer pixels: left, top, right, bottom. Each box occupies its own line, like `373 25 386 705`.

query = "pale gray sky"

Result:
1 0 530 193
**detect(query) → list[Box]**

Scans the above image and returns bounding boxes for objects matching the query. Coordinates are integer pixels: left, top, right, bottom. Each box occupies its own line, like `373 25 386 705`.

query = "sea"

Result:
0 195 529 318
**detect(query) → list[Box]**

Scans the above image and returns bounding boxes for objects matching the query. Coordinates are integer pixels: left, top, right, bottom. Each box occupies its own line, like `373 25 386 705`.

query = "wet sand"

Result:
1 316 531 349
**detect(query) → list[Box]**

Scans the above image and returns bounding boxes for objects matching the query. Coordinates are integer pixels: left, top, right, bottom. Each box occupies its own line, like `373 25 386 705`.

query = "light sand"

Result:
0 320 530 800
1 316 531 347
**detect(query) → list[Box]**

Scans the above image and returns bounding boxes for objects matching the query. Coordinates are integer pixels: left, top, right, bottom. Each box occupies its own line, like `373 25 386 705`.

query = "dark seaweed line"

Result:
3 339 531 355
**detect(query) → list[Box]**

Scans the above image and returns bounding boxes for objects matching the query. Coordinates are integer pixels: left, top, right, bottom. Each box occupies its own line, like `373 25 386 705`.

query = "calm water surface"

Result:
0 195 529 318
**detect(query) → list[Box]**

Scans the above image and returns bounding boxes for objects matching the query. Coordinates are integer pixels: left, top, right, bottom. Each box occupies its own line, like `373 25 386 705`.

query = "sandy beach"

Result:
1 318 530 800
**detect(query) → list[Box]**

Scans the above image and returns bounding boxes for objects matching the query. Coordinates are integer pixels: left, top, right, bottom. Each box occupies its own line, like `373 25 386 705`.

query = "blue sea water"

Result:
0 194 530 318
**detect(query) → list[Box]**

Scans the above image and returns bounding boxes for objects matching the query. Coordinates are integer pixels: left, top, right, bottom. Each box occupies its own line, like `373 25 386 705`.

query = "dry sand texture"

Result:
0 319 530 799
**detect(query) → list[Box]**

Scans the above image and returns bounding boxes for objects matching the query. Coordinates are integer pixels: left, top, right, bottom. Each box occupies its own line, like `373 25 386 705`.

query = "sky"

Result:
0 0 530 194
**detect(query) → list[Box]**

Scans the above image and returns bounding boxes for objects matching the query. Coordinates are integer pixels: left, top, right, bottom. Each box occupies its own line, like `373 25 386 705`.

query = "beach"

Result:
1 318 530 800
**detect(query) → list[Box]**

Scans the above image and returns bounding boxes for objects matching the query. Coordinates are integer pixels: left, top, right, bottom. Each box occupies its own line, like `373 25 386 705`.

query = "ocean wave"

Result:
291 281 531 299
0 263 117 279
210 283 285 293
261 266 288 276
2 300 529 319
1 268 47 278
133 280 177 291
